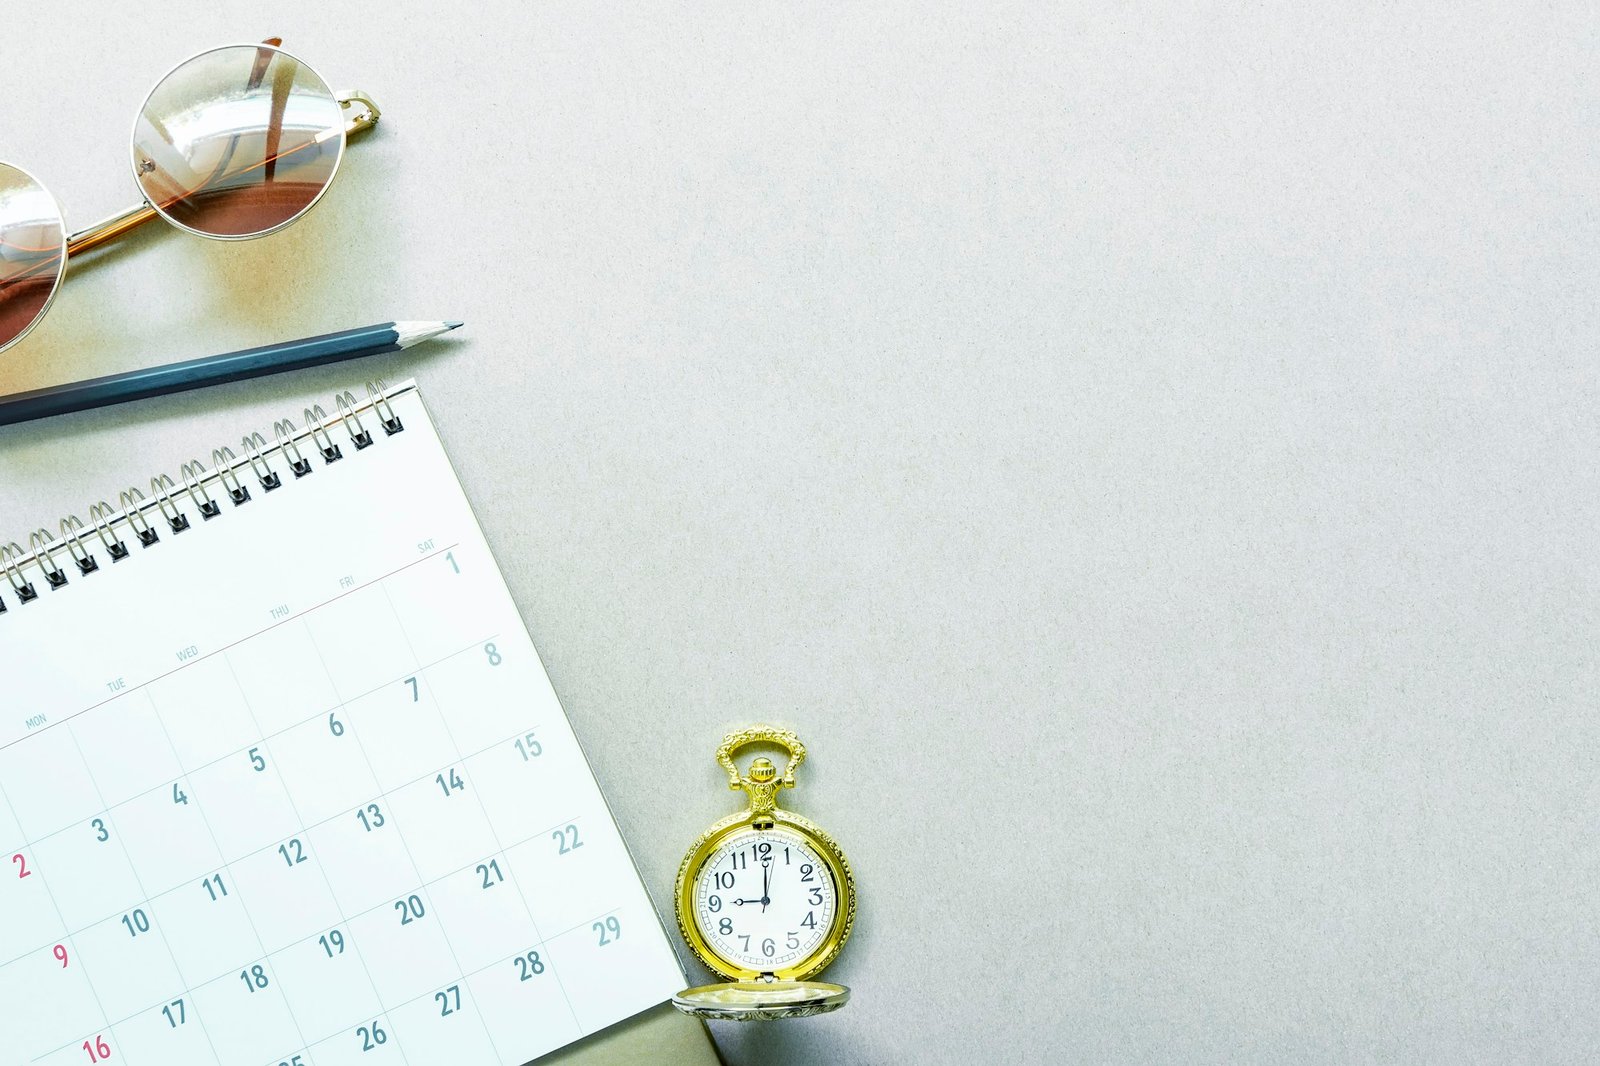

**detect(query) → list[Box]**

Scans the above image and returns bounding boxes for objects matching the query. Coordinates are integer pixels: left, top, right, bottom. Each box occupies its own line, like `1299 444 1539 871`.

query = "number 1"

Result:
446 550 459 573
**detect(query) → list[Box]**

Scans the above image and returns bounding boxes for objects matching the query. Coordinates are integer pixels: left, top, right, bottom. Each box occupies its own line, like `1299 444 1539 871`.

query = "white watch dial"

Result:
694 827 835 972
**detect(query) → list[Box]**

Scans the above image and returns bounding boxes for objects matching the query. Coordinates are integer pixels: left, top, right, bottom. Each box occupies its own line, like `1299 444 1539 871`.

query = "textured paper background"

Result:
3 4 1599 1063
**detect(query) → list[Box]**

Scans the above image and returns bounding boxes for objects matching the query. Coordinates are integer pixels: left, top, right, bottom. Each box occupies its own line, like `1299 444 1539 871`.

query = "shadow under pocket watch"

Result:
671 726 856 1020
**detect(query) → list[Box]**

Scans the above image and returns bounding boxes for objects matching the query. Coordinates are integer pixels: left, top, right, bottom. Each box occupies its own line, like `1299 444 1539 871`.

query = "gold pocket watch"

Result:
671 726 856 1020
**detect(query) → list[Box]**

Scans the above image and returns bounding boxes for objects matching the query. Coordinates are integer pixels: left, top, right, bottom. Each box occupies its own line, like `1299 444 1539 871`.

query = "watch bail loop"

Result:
717 726 806 822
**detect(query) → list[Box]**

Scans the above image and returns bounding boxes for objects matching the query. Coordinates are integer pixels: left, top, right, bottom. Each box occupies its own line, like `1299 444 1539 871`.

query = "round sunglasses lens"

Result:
0 163 66 353
132 44 345 238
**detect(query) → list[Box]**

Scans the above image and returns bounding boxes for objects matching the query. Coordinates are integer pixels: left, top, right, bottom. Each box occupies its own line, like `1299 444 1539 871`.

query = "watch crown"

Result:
748 757 777 783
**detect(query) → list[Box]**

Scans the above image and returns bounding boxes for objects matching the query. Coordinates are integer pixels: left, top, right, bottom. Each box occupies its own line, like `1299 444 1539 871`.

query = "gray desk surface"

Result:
3 5 1598 1063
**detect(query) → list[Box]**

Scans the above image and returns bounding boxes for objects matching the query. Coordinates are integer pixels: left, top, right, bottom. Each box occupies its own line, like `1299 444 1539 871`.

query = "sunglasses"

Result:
0 38 380 354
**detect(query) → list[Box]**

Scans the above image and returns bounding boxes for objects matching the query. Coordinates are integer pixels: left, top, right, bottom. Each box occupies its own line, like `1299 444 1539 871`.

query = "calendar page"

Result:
0 383 684 1066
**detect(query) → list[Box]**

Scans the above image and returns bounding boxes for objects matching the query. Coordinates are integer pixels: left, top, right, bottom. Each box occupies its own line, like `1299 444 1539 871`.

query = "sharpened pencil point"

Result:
445 321 464 330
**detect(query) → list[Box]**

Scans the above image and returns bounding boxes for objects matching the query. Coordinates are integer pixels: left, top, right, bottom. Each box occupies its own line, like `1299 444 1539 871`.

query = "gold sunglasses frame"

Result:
0 37 380 352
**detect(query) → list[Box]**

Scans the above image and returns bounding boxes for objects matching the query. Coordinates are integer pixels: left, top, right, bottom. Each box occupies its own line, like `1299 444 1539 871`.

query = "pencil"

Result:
0 320 463 427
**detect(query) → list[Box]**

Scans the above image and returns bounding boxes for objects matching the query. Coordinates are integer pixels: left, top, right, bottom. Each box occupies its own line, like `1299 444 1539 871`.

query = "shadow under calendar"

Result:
0 382 685 1066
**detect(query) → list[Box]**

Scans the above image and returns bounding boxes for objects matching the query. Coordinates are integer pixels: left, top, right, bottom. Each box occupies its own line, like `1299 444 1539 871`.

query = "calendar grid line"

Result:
0 722 566 972
377 581 585 1044
216 643 409 1066
291 904 628 1064
60 717 232 1066
2 387 689 1066
0 633 497 865
28 803 604 1063
141 680 321 1066
295 611 504 1064
0 774 119 1066
37 893 628 1064
0 543 459 756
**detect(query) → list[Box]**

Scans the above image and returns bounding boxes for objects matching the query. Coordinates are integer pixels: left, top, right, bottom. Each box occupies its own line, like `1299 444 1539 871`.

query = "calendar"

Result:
0 382 684 1066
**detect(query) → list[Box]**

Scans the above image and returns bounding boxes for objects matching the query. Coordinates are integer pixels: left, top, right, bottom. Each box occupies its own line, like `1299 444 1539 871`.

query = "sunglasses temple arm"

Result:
64 90 382 259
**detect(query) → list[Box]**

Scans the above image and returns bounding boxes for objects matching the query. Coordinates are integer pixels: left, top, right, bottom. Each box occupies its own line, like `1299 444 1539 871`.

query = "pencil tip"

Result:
445 321 464 330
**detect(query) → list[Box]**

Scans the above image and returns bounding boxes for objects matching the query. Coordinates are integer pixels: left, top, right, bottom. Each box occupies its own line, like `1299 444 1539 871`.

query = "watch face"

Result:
693 826 836 973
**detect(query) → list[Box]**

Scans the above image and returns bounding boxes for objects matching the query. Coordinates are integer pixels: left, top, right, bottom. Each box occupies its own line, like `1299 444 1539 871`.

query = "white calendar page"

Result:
0 383 684 1066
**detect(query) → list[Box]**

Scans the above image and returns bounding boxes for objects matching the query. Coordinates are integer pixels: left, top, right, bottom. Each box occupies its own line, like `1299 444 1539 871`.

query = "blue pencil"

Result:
0 320 462 427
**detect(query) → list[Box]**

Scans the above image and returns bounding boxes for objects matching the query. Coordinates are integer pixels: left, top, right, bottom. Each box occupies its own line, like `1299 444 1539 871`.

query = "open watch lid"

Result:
671 979 850 1021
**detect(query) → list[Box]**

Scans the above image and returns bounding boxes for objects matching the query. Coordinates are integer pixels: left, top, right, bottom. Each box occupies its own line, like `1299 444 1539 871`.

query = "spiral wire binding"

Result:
58 516 99 576
0 381 411 616
27 531 69 590
242 432 281 492
88 502 130 562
